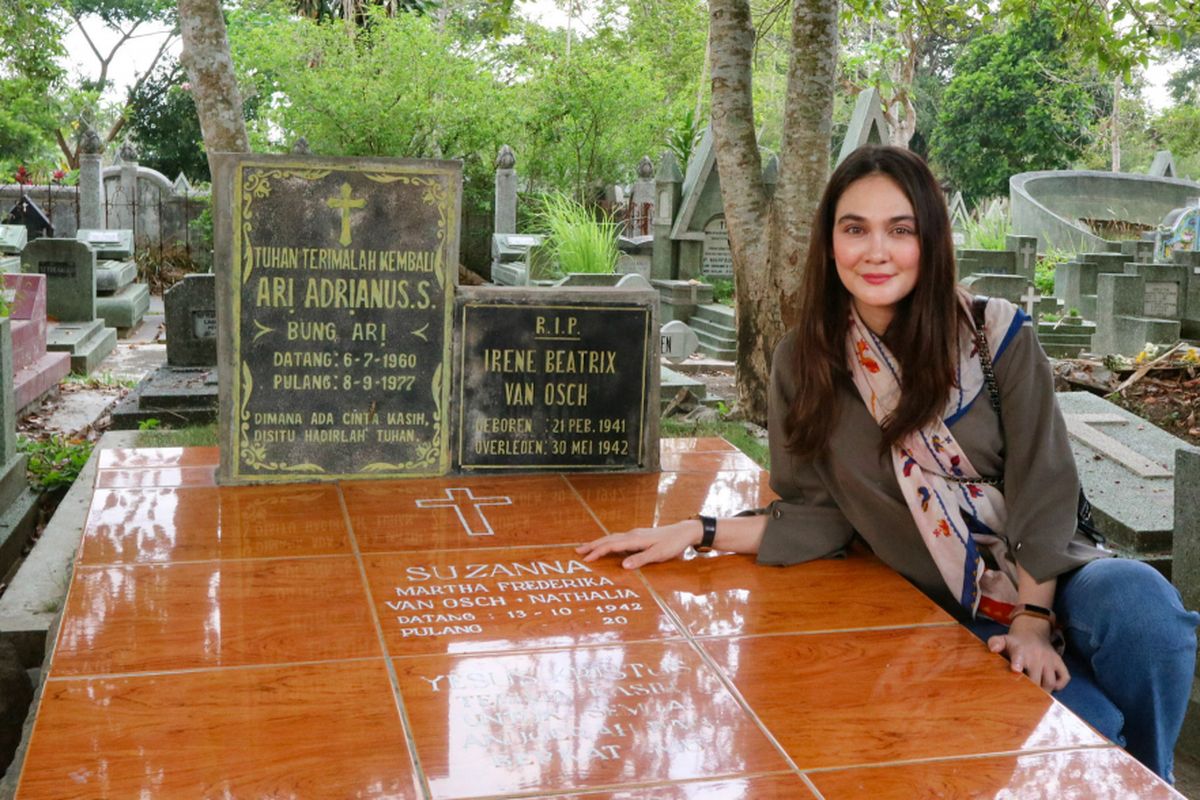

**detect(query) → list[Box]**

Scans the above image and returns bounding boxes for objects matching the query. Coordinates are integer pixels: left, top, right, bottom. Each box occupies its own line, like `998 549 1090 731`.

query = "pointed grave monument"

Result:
837 87 890 166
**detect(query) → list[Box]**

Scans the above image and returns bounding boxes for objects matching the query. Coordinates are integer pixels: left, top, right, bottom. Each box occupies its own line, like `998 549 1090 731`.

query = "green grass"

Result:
536 193 619 276
1034 247 1070 296
660 418 769 468
17 434 94 491
63 371 138 389
962 198 1011 250
136 422 219 448
710 278 734 306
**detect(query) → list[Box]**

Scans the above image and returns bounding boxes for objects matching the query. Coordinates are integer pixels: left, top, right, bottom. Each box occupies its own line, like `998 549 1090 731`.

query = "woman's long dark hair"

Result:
785 146 968 457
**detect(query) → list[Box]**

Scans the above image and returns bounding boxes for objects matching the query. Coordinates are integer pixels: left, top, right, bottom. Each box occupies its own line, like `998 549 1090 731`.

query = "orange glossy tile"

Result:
53 556 380 675
659 437 738 454
97 446 220 469
392 641 791 799
641 549 953 637
94 464 217 488
809 747 1184 799
659 450 762 472
343 475 606 552
568 471 778 533
529 774 817 798
362 546 682 657
17 660 419 800
702 627 1105 770
78 484 352 565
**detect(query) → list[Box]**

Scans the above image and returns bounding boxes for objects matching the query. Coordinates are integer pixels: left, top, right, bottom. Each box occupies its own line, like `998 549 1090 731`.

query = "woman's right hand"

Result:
575 519 701 569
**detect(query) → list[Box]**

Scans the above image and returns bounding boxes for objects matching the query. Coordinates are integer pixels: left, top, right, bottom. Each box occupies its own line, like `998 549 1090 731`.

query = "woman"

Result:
577 146 1199 782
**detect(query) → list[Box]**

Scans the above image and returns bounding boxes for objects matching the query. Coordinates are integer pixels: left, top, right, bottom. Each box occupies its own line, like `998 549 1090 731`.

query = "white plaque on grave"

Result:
1143 281 1179 318
701 216 733 277
660 319 699 364
87 231 121 244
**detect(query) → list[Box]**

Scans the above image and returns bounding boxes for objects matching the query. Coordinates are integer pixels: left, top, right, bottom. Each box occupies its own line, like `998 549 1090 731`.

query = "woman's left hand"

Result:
987 617 1070 692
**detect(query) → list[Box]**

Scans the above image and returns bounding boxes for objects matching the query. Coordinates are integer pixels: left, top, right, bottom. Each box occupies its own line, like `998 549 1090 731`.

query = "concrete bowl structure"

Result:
1010 170 1200 253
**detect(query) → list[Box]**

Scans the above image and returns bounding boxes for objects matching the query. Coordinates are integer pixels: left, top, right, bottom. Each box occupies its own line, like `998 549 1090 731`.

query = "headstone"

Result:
959 273 1026 304
1057 392 1187 557
659 319 699 364
1120 238 1155 265
625 156 655 237
1005 234 1038 282
956 248 1016 276
1019 284 1043 318
212 153 462 484
837 87 890 165
669 128 724 281
651 151 683 280
453 286 659 473
19 238 96 322
3 274 70 411
701 216 733 278
77 127 105 231
490 233 543 287
494 145 517 236
3 196 52 242
1176 446 1200 756
0 225 27 255
76 228 134 260
1149 150 1177 179
616 235 653 278
165 273 217 367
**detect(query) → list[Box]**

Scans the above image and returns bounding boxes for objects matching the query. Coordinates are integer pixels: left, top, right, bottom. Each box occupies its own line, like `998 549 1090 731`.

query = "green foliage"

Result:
659 418 768 469
125 61 209 184
0 0 66 164
666 106 703 175
1035 248 1070 296
137 422 218 448
710 278 734 306
1154 103 1200 174
535 193 618 276
930 13 1097 201
17 434 93 491
138 418 161 431
961 199 1011 250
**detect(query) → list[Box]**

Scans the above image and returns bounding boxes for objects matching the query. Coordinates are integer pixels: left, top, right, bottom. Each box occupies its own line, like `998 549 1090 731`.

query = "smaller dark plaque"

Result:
456 287 659 471
192 309 217 339
38 260 76 278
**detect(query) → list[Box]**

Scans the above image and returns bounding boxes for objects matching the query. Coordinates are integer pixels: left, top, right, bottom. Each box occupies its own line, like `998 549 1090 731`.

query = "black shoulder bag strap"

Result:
969 296 1106 546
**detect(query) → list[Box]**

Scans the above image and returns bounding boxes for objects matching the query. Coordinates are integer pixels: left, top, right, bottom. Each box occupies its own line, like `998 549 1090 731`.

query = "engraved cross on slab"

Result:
1019 240 1036 274
1020 284 1042 317
416 488 514 536
1064 413 1173 479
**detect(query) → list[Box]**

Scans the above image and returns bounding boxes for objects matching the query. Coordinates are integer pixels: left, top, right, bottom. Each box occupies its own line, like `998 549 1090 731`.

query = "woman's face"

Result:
832 173 921 335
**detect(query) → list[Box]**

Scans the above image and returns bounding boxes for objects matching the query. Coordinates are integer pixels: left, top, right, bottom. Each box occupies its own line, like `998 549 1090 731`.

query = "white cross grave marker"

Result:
416 488 514 536
1020 284 1043 318
1018 240 1037 276
1063 413 1173 479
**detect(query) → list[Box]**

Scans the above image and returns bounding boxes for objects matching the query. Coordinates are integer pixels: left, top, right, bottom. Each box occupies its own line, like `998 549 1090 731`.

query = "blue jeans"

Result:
967 558 1200 783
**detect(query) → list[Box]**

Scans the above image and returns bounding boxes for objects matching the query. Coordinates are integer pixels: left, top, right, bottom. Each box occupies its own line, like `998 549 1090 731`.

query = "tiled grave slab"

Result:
809 747 1184 799
362 546 682 657
568 470 778 532
97 445 220 469
17 660 420 799
343 475 606 551
528 774 817 798
659 437 738 453
643 549 953 637
53 556 380 674
94 464 217 488
703 626 1106 770
659 449 761 472
79 484 352 565
391 640 792 799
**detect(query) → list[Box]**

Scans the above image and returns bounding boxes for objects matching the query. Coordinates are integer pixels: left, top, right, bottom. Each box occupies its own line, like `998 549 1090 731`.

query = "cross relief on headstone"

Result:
1018 241 1036 276
415 487 514 536
1020 284 1043 317
1064 413 1174 479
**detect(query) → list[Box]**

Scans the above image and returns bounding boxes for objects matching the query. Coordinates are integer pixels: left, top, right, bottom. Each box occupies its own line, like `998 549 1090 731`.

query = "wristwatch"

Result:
695 515 717 553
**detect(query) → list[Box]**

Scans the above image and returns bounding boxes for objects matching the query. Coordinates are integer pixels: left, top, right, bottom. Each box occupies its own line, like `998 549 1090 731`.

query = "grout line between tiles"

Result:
385 633 687 662
338 482 434 800
557 472 612 535
630 566 805 777
797 742 1119 776
44 655 385 683
689 620 960 640
799 773 827 800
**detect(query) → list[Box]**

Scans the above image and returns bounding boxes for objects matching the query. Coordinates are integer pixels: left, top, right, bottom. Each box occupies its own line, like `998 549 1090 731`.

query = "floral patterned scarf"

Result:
846 293 1026 621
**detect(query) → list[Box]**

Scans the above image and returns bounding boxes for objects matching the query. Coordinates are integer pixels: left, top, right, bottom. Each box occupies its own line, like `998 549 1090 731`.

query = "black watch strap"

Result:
696 515 717 552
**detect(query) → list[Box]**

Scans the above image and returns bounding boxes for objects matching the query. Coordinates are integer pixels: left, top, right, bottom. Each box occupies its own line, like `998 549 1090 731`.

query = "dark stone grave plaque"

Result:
4 196 53 241
165 274 218 367
213 153 462 484
454 286 659 472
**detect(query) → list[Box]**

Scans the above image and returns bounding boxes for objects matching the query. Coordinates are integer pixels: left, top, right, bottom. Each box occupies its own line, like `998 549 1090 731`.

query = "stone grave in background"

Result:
2 274 69 413
3 196 52 243
75 228 150 334
490 233 543 287
110 273 217 429
1174 447 1200 755
836 86 889 166
1057 392 1191 573
0 224 26 272
212 153 463 484
1088 248 1196 356
956 235 1041 306
454 286 659 473
616 234 653 278
18 238 116 373
0 315 39 586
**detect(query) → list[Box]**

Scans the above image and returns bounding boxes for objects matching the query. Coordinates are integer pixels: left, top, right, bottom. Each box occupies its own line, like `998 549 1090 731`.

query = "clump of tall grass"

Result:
537 193 618 276
963 197 1011 250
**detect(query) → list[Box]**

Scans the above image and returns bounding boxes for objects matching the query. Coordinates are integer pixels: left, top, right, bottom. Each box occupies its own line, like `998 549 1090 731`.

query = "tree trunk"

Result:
178 0 249 180
709 0 837 425
884 27 917 147
1110 73 1121 173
